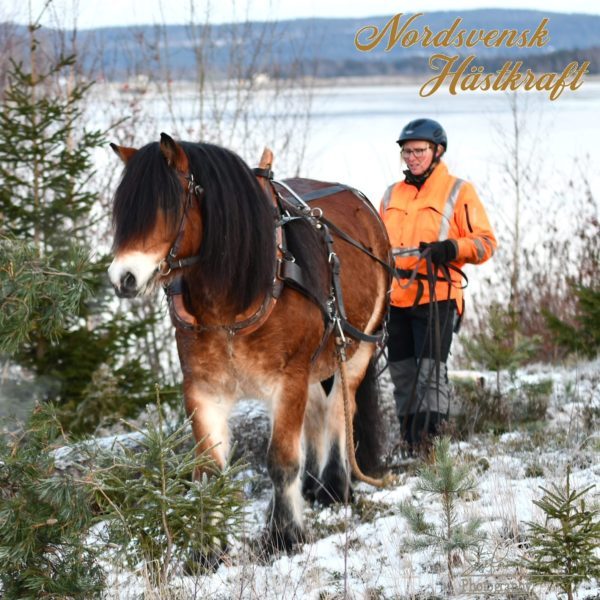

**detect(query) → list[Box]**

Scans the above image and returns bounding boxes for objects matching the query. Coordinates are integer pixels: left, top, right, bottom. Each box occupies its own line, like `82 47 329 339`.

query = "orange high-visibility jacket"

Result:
380 161 497 311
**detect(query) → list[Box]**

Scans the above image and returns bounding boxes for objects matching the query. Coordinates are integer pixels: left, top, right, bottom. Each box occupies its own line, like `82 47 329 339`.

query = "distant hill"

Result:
3 9 600 80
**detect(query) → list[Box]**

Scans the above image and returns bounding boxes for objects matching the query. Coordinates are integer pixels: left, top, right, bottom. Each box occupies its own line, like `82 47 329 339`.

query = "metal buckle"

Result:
334 317 348 361
334 317 347 345
157 259 172 276
187 173 196 192
278 245 295 262
187 173 204 197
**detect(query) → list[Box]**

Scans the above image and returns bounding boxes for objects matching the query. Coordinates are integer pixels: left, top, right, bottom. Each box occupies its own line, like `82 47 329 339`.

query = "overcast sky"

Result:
7 0 600 29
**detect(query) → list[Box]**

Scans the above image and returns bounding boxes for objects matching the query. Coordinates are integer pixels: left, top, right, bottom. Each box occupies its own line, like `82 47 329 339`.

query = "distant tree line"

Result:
308 46 600 79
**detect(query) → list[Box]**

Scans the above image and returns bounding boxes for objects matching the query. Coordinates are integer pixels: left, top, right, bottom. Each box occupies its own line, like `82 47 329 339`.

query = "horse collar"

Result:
164 274 282 337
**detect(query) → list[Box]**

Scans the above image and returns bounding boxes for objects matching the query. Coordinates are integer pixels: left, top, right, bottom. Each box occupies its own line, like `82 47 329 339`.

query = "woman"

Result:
380 118 497 451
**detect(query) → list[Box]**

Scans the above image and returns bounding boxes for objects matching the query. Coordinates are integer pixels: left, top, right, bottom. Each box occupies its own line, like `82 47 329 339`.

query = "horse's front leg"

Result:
177 333 232 471
180 376 234 571
266 373 310 551
183 377 232 474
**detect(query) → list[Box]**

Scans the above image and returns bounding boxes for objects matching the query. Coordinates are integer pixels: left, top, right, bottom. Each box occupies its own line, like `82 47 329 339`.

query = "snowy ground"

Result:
101 358 600 600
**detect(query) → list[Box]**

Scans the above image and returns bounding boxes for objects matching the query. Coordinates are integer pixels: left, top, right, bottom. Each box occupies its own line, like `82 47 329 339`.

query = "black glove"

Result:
419 240 457 265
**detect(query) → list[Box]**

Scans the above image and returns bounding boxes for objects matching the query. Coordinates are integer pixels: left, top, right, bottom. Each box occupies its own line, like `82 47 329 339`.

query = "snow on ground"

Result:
101 358 600 599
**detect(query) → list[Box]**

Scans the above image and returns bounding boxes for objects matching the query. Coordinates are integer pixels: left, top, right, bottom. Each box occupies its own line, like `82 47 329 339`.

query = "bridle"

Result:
156 173 204 277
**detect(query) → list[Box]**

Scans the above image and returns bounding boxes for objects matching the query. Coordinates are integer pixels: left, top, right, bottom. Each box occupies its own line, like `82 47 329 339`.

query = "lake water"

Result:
3 80 598 417
99 79 600 211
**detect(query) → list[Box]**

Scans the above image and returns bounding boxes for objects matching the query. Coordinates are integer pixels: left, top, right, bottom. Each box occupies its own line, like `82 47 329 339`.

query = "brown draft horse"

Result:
108 133 391 551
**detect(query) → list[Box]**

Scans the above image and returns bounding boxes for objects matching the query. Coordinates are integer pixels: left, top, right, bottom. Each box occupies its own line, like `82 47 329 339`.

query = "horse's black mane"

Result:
113 140 277 313
183 142 278 312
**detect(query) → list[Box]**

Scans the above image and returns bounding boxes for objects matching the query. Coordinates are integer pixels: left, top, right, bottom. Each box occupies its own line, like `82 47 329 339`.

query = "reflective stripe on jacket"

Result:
380 161 497 310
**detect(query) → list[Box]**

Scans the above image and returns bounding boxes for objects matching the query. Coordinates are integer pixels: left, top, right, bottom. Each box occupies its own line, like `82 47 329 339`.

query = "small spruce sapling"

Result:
400 437 485 595
462 302 539 397
520 467 600 600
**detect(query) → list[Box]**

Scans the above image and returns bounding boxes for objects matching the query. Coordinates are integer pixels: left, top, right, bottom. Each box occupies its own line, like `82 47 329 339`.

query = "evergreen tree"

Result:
0 53 103 260
0 24 160 432
0 235 92 355
400 437 485 595
462 302 539 396
0 403 104 599
544 284 600 359
91 391 247 584
520 468 600 600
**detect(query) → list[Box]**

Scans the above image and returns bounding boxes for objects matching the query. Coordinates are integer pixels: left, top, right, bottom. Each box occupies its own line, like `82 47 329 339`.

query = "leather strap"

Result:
318 213 395 275
277 259 329 318
253 167 273 179
271 181 388 351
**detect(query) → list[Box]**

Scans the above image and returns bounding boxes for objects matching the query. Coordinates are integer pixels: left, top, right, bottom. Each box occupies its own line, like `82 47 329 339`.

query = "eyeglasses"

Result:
401 146 431 158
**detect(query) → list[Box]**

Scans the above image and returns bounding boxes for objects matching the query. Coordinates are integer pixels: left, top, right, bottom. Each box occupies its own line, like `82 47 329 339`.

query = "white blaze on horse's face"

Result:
108 248 165 298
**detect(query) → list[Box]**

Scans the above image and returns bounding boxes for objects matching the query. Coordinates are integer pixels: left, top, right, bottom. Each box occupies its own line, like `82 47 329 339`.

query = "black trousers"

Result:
387 300 456 449
387 300 456 363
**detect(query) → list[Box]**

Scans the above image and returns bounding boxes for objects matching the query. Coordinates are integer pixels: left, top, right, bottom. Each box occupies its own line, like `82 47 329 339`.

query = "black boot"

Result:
403 411 446 453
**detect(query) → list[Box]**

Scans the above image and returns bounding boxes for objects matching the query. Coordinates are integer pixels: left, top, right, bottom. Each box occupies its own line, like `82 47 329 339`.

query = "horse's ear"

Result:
110 143 137 164
159 132 187 171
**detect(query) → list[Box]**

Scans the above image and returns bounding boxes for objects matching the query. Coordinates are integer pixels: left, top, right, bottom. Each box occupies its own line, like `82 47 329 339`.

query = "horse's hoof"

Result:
254 524 305 559
301 473 319 503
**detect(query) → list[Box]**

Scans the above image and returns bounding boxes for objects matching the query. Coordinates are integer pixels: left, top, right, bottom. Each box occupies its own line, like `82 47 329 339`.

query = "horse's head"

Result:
108 133 202 298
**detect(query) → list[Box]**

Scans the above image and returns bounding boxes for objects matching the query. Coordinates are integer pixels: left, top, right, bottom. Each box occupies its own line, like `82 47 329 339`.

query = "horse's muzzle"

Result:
114 271 138 298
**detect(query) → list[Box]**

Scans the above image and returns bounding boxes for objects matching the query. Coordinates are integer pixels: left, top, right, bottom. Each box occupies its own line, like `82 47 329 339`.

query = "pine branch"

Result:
0 236 93 355
0 404 104 598
89 394 248 582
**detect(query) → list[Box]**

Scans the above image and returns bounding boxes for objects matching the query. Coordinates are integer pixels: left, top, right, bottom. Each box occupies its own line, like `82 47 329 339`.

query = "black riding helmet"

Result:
397 118 448 151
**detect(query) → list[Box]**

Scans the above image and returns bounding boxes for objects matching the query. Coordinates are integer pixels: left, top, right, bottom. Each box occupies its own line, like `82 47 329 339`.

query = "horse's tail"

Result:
353 357 386 477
